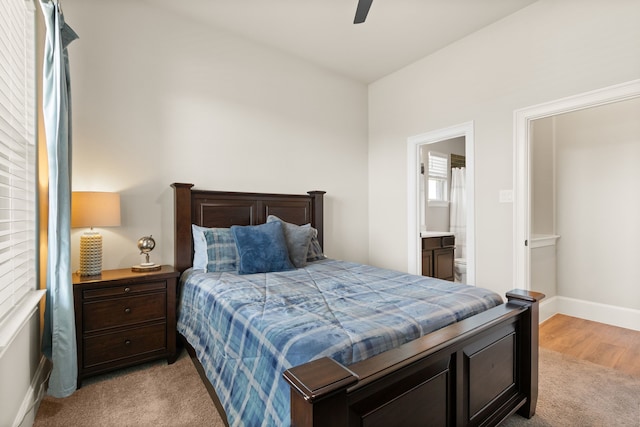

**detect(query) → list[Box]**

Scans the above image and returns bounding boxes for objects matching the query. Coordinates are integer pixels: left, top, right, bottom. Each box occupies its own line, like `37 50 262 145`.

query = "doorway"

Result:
514 79 640 288
407 121 475 284
514 79 640 329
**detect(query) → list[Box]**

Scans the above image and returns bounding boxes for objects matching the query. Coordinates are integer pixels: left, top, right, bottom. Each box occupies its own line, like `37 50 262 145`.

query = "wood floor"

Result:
539 314 640 378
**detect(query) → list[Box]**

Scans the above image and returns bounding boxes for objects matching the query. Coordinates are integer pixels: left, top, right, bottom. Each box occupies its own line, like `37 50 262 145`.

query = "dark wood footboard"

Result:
283 290 544 427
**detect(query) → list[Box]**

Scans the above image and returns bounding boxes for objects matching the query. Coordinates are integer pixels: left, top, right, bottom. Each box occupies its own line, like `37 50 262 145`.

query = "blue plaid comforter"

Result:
177 259 503 427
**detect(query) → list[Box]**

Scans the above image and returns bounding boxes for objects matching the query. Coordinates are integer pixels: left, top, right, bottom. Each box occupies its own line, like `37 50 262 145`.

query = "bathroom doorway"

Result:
407 121 475 284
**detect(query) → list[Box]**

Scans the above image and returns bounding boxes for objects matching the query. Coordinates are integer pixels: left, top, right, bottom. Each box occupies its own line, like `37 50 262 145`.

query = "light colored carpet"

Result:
34 352 224 427
503 348 640 426
34 348 640 426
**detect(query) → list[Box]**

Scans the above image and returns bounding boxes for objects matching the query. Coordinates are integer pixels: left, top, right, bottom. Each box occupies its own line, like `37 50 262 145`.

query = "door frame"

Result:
407 121 475 284
513 79 640 290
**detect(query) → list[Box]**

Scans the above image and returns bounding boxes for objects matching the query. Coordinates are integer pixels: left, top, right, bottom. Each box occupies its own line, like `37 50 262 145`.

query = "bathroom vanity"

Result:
421 232 455 281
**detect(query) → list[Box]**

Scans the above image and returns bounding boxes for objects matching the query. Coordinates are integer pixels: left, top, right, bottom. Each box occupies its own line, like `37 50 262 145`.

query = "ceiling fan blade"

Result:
354 0 373 24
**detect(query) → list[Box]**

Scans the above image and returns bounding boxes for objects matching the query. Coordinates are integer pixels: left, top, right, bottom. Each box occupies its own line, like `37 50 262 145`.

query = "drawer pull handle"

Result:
124 287 131 293
124 307 131 314
124 340 131 346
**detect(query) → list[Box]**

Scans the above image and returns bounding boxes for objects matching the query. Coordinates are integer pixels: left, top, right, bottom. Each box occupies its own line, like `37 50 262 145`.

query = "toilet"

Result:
454 258 467 283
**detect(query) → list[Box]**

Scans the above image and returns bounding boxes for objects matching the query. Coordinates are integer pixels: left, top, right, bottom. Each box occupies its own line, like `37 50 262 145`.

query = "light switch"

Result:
499 190 513 203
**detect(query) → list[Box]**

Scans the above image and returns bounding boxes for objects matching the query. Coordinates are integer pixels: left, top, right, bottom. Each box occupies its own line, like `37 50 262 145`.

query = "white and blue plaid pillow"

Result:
192 225 239 272
203 228 239 273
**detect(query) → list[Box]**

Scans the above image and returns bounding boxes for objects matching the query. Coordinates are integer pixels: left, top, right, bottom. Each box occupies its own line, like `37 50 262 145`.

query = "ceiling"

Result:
147 0 538 83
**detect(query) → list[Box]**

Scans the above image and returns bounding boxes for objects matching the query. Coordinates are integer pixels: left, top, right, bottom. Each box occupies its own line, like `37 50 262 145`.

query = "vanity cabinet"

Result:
421 235 455 281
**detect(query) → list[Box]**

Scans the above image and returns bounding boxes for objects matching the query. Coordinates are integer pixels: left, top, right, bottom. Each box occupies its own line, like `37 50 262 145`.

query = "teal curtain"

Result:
40 0 79 398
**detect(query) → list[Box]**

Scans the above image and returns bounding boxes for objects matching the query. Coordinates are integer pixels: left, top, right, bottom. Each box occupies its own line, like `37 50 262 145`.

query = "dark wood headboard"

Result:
171 183 326 273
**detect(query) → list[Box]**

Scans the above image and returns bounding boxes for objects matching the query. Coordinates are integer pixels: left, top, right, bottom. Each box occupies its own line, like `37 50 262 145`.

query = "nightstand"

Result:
73 265 180 387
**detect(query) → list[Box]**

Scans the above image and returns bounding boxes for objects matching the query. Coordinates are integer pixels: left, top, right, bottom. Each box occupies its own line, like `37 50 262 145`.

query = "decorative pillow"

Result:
202 227 239 273
231 221 295 274
266 215 313 268
306 229 326 262
192 224 208 271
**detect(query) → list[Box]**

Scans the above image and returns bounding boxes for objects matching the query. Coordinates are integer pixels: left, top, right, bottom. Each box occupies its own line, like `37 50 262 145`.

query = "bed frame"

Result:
172 183 544 427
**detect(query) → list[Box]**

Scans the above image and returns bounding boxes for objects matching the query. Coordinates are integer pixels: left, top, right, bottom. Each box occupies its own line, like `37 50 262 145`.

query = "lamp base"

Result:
131 264 161 273
79 232 102 276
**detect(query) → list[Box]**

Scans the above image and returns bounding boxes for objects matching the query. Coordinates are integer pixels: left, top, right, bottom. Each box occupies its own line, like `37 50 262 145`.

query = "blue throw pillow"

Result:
231 221 295 274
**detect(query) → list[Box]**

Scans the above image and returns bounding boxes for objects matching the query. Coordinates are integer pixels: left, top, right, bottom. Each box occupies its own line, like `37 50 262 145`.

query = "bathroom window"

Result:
427 151 448 206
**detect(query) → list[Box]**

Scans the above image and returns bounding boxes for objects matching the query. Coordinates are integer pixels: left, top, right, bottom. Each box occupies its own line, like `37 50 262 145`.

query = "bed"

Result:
172 183 544 427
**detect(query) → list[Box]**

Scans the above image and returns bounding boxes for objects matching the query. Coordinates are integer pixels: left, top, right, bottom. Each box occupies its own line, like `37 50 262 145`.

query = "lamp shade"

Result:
71 192 121 228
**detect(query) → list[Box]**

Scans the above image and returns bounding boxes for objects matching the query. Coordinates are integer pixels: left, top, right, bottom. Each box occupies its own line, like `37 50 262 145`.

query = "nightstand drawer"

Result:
83 281 166 299
83 292 166 332
83 323 167 367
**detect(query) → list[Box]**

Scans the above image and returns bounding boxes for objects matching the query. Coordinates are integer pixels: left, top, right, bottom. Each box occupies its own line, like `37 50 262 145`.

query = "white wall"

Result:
63 0 369 270
555 97 640 311
0 310 44 427
368 0 640 296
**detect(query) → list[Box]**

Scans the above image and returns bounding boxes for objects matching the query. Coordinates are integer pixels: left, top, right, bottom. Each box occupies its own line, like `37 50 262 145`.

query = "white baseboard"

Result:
539 296 559 324
13 355 50 427
539 295 640 331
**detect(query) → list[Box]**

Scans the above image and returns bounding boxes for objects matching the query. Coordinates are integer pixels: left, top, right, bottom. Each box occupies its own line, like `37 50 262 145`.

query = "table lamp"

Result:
71 191 121 276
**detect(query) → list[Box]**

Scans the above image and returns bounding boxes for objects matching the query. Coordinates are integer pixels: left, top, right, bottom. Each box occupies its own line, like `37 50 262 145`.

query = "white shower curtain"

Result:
449 167 466 259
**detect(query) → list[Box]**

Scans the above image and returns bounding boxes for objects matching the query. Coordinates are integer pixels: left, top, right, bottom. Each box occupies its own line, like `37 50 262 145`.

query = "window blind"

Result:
428 151 448 178
0 0 37 326
427 151 448 202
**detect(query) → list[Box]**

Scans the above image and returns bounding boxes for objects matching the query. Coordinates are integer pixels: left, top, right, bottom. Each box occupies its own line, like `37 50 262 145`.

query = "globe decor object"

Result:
131 235 161 272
